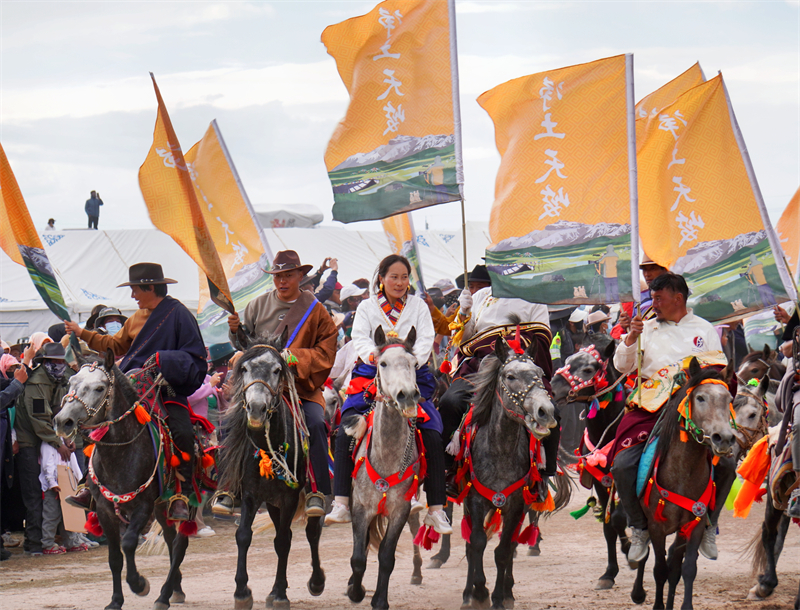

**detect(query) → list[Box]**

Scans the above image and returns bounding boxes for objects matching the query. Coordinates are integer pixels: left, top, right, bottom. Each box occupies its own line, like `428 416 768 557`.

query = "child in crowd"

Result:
39 440 89 554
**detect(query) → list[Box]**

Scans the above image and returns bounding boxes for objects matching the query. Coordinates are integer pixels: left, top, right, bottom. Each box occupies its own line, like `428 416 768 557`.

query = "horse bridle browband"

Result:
63 362 114 419
733 388 769 451
241 344 287 416
555 345 610 403
498 352 547 422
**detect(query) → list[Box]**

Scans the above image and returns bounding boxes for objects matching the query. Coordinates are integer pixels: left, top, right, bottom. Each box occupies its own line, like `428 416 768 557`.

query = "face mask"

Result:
338 328 345 342
104 321 123 335
44 360 67 380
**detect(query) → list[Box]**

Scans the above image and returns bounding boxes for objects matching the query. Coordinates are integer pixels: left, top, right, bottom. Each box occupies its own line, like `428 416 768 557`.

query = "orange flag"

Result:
323 0 460 223
480 55 635 304
0 142 70 320
184 121 273 341
138 74 234 314
637 74 792 321
776 186 800 282
636 63 705 125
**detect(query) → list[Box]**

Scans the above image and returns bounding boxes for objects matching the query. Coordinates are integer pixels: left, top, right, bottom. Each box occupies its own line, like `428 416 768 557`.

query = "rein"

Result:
555 344 611 403
676 378 737 448
733 388 769 452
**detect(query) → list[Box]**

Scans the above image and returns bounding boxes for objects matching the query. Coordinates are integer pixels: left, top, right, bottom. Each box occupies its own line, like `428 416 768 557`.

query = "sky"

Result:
1 0 798 236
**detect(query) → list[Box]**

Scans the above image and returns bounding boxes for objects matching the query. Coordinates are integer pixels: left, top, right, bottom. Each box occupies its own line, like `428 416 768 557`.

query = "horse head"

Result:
494 336 557 439
373 326 420 418
682 357 736 457
236 329 290 429
737 344 785 385
732 374 770 454
550 340 616 407
54 348 116 440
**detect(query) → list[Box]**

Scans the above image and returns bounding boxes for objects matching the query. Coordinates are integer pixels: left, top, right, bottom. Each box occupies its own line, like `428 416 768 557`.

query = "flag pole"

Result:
721 73 797 304
211 119 273 265
448 0 468 283
625 53 643 397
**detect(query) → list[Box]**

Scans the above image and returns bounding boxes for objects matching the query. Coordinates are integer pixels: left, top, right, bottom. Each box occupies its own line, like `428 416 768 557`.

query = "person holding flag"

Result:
64 262 207 522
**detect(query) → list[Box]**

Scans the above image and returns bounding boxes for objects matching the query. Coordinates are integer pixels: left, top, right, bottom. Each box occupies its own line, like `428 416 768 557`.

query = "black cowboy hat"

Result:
41 342 66 360
266 250 313 276
117 263 177 287
85 304 107 330
455 264 491 288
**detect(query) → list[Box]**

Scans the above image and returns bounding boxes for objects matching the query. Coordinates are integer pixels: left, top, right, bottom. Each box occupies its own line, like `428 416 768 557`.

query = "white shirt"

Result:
39 442 83 492
330 340 358 385
462 287 550 341
614 310 724 378
351 294 435 367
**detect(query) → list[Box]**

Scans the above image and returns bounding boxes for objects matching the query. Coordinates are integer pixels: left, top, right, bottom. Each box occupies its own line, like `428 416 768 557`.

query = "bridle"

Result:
677 378 737 453
555 345 610 403
732 387 769 452
497 351 547 424
63 362 114 420
240 344 286 419
374 342 417 414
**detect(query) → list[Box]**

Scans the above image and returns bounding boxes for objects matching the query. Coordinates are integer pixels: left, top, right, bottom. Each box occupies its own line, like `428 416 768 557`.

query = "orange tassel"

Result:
530 490 556 512
170 454 180 467
134 403 151 424
201 453 215 469
181 452 191 462
83 444 94 458
712 455 720 466
679 430 689 443
259 450 274 479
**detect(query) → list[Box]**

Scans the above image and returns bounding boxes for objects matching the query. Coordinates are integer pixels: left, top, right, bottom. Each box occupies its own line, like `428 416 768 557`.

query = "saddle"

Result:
768 433 797 511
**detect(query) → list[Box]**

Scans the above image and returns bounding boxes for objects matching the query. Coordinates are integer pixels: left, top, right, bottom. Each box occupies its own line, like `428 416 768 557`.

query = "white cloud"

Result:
457 1 559 13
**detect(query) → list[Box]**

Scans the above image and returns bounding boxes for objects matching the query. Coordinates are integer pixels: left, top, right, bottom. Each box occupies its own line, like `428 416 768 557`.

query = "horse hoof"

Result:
153 602 170 610
460 599 473 610
307 574 325 597
266 594 274 608
747 584 773 600
271 600 290 610
631 589 647 605
347 584 366 603
595 579 614 590
427 558 444 569
472 597 491 610
410 574 423 585
170 591 186 604
503 598 515 609
105 604 123 610
135 577 150 597
527 546 540 557
233 594 254 610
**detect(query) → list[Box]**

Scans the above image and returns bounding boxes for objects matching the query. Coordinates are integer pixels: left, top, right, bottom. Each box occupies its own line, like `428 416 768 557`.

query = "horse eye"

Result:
506 374 516 382
696 395 705 403
380 361 387 368
241 365 248 373
273 367 281 376
95 386 104 392
583 367 594 375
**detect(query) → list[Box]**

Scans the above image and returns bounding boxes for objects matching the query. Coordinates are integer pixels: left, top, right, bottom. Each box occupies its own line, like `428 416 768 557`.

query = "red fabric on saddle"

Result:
609 408 660 463
163 400 215 433
346 376 376 396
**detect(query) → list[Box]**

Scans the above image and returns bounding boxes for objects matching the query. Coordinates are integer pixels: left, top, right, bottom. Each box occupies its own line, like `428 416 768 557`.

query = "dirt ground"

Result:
2 493 798 610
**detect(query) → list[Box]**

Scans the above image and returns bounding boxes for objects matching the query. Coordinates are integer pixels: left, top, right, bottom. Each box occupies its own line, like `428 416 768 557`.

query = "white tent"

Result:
0 223 490 344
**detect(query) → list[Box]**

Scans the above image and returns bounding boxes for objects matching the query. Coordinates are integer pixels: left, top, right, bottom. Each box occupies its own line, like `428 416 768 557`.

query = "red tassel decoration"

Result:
83 444 95 458
454 481 472 505
439 360 452 374
201 453 215 469
377 493 387 516
754 488 767 503
181 452 191 463
134 403 151 424
178 521 198 537
654 499 667 522
516 524 534 545
85 511 104 537
422 527 440 550
170 454 180 467
88 426 109 441
486 509 503 536
413 524 426 546
404 476 419 502
461 515 473 541
527 525 540 548
523 485 536 505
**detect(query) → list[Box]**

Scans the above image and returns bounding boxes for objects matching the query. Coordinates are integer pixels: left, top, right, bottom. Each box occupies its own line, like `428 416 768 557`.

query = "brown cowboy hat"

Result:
266 250 313 276
117 263 177 287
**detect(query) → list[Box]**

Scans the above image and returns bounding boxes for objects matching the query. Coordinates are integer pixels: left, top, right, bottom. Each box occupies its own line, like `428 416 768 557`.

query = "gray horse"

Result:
345 326 424 610
460 337 557 610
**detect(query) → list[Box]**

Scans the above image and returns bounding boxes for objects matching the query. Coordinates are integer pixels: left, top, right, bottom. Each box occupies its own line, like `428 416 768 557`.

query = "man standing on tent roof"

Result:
225 250 337 517
64 262 207 521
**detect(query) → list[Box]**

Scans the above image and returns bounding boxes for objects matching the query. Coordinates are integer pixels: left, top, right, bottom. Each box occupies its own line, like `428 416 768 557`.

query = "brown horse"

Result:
639 358 736 610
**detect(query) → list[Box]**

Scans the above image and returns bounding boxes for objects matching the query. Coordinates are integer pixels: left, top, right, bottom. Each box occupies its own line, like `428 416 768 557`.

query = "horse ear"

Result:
494 336 509 362
687 356 702 378
279 326 289 350
720 362 733 386
405 326 417 350
762 344 771 360
374 326 386 349
104 349 115 371
602 338 616 361
757 374 770 399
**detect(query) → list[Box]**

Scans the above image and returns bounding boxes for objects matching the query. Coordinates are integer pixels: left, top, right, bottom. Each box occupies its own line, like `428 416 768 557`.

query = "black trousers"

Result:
165 401 195 483
333 413 445 505
301 400 331 495
16 446 43 552
87 215 98 229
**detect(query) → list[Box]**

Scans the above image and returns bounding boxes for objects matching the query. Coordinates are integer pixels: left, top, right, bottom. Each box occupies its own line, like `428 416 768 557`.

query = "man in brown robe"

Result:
226 250 337 516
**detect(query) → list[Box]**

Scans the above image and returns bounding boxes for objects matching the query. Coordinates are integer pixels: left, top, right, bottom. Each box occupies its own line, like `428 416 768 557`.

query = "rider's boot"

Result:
699 525 718 560
305 491 326 518
627 527 650 564
424 505 453 535
66 485 93 510
168 460 194 522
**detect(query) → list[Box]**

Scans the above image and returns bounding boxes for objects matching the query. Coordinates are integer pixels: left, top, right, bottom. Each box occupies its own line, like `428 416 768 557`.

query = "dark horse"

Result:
54 350 189 610
551 339 646 601
638 359 736 610
737 345 786 427
458 337 557 609
218 333 325 610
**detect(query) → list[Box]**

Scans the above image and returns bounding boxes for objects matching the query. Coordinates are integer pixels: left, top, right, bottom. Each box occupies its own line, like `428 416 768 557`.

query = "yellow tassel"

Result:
83 444 94 458
679 430 689 443
134 403 151 424
259 450 274 479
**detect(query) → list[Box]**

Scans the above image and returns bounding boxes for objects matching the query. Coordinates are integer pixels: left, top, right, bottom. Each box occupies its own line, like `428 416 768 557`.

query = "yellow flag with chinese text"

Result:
480 55 633 304
637 74 790 321
323 0 459 223
0 142 70 320
138 74 234 315
776 186 800 282
184 121 273 343
381 213 425 294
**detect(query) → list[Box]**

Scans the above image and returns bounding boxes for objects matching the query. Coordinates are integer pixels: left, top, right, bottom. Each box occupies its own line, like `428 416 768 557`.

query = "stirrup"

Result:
211 491 236 517
167 493 191 517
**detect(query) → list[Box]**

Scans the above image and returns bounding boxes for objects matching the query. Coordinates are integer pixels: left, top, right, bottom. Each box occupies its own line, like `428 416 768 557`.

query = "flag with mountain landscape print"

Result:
322 0 460 223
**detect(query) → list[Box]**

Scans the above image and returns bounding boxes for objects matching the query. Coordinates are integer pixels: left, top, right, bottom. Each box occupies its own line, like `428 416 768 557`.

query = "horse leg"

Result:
651 531 669 610
755 496 784 599
503 544 516 609
371 513 408 610
407 512 423 585
491 508 521 610
595 486 618 589
154 515 190 610
428 503 452 568
466 501 490 609
99 509 125 610
267 503 296 608
121 507 152 598
155 510 185 605
233 494 258 610
665 536 687 610
348 505 372 604
631 549 649 605
305 515 326 596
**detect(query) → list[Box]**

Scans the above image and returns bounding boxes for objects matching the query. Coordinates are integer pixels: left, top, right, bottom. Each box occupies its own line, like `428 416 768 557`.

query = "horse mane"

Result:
112 365 140 407
218 335 293 496
468 354 503 428
656 366 724 458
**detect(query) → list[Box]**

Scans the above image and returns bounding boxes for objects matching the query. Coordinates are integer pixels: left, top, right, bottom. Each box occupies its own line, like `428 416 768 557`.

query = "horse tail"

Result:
368 515 388 552
217 397 251 497
344 414 368 442
251 491 308 536
551 469 574 514
743 521 767 579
